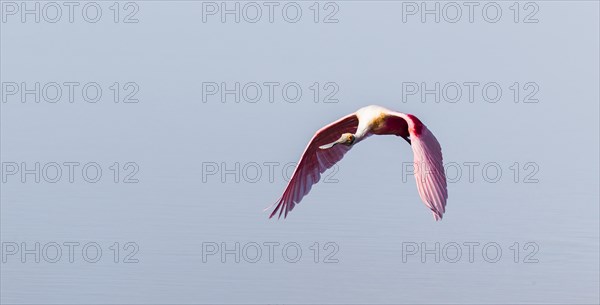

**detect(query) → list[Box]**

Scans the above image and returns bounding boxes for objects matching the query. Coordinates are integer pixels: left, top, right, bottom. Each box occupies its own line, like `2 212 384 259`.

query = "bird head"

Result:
319 133 355 149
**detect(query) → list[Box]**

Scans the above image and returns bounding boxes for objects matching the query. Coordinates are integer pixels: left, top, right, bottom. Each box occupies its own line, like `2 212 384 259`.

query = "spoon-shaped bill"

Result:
319 135 347 149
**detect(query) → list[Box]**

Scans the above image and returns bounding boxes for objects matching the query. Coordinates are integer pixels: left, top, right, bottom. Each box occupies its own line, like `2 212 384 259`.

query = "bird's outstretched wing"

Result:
268 113 359 218
398 113 448 220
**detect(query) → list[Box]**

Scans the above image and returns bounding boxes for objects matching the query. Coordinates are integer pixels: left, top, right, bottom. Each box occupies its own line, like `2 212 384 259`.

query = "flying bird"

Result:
268 105 448 221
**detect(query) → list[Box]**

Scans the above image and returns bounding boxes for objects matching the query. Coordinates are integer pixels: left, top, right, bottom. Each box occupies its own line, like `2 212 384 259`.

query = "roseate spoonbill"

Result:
268 105 448 221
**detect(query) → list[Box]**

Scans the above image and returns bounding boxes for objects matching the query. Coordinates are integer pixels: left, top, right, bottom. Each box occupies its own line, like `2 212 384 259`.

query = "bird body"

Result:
268 105 448 221
355 105 412 139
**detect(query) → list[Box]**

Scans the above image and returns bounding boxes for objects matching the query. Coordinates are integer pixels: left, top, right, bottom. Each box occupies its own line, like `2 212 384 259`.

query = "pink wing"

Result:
269 113 359 219
403 114 448 221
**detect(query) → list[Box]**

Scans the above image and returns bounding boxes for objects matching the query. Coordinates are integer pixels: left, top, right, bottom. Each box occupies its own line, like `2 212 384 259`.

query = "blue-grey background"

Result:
1 1 599 304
